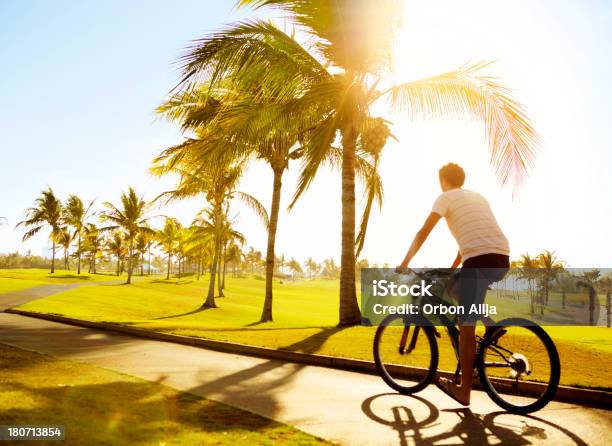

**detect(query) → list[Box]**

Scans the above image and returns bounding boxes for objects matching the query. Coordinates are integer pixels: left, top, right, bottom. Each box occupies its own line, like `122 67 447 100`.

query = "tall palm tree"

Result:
153 155 266 307
63 195 95 274
176 0 541 325
100 187 152 284
16 187 63 273
156 217 181 280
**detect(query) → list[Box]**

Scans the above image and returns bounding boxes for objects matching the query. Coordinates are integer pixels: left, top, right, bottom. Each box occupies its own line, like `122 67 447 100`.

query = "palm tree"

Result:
175 0 540 325
135 232 152 276
106 231 127 276
16 187 63 273
287 257 303 279
153 155 266 307
516 253 541 314
100 187 152 284
305 257 318 279
156 217 181 280
536 250 565 306
598 275 612 327
56 227 73 270
63 195 95 275
226 243 243 278
83 223 103 274
577 270 601 326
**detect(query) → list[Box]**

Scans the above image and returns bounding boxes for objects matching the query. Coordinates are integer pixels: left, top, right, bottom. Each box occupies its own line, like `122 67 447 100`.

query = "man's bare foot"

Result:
435 377 470 406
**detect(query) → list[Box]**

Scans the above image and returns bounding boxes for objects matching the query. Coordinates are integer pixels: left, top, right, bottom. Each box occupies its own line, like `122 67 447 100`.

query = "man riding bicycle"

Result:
397 163 510 405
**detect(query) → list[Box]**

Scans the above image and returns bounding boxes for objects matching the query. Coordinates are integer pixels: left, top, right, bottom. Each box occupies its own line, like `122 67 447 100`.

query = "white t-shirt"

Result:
431 188 509 261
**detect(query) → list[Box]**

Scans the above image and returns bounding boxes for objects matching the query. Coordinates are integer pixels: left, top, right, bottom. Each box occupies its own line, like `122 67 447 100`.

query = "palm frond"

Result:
234 191 269 229
383 62 540 186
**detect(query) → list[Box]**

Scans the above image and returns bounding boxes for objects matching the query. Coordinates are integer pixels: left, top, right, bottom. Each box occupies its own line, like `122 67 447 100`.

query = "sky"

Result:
1 0 611 267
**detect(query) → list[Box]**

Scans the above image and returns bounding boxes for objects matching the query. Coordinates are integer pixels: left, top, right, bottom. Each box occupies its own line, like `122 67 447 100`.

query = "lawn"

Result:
0 268 128 291
0 343 328 446
13 270 612 390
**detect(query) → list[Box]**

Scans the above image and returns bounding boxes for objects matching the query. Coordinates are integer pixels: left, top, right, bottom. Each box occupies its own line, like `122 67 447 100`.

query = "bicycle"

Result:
372 268 561 414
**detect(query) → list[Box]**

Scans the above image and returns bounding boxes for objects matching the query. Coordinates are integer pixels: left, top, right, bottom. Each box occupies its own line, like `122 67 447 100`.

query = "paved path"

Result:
0 280 122 311
0 312 609 445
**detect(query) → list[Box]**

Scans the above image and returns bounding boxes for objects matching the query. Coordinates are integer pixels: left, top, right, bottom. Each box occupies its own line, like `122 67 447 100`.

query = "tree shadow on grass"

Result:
47 275 93 281
151 279 194 286
152 306 214 320
0 380 281 445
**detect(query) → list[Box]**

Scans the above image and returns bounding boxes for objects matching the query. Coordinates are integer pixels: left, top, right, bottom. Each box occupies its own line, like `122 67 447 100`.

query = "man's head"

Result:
439 163 465 191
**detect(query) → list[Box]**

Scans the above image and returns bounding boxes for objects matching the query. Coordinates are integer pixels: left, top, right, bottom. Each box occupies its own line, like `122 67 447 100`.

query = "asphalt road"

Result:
0 312 609 445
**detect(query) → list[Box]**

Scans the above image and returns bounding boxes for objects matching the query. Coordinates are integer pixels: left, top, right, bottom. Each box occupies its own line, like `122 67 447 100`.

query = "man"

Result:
397 163 510 405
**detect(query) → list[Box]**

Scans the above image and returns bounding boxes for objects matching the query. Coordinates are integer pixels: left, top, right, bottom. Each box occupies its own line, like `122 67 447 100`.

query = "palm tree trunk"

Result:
203 238 219 308
77 233 82 274
166 252 171 280
217 242 224 297
338 123 362 326
50 239 56 273
221 243 227 290
126 240 133 284
116 256 121 276
261 167 283 322
140 252 144 276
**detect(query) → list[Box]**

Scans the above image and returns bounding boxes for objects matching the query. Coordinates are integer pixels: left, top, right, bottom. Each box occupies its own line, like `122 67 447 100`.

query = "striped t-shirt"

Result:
431 188 509 261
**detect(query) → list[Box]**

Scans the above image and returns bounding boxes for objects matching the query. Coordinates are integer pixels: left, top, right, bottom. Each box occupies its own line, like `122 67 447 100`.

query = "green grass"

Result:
0 268 129 284
13 270 612 390
0 343 328 446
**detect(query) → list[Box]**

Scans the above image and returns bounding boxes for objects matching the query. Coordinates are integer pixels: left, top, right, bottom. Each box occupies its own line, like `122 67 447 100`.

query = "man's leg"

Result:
437 324 475 405
457 324 476 403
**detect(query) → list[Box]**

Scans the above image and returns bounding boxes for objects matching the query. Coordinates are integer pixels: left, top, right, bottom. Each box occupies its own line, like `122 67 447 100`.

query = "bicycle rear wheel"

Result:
373 314 439 394
477 318 560 414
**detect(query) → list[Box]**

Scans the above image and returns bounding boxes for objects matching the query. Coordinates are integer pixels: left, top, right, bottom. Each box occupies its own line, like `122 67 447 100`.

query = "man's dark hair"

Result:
439 163 465 187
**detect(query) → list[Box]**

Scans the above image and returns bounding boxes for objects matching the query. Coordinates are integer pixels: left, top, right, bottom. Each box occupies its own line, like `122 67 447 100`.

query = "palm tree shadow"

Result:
153 306 212 320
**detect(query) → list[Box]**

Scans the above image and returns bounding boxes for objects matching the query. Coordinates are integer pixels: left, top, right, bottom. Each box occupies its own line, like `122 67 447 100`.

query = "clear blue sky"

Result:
1 1 611 266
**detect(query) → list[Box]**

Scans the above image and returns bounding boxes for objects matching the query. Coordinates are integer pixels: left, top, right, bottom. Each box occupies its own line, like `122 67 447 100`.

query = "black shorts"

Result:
455 253 509 325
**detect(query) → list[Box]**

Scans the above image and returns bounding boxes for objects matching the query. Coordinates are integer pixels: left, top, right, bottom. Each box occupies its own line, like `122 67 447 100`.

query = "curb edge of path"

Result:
5 308 611 409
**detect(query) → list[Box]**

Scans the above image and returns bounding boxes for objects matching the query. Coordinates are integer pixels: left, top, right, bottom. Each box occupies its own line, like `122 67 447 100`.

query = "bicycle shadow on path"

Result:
361 393 596 446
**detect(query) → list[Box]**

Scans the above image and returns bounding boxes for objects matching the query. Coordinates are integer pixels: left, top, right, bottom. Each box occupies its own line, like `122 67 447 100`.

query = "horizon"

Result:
2 0 612 267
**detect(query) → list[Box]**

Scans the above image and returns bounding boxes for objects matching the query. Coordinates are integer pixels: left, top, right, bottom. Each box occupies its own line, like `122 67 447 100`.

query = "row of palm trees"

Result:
15 187 248 293
151 0 541 325
16 189 94 275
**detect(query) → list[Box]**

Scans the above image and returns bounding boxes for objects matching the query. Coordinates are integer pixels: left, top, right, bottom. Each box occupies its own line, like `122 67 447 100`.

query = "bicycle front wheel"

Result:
373 314 439 394
477 318 560 414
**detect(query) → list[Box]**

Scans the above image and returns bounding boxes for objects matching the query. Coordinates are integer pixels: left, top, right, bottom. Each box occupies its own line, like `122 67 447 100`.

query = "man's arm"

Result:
398 212 441 268
450 251 462 269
